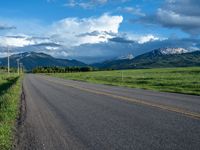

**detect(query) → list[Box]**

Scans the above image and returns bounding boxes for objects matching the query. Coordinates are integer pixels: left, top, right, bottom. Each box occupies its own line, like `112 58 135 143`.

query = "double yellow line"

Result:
39 75 200 120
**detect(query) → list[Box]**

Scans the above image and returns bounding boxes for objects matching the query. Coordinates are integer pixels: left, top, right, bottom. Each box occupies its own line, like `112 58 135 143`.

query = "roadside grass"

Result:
47 67 200 95
0 74 21 150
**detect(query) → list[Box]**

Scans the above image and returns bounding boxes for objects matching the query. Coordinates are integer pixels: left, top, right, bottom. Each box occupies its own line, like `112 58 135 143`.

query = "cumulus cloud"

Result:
0 36 33 47
0 35 57 48
0 14 123 60
49 14 123 47
134 0 200 36
138 35 160 44
109 33 162 44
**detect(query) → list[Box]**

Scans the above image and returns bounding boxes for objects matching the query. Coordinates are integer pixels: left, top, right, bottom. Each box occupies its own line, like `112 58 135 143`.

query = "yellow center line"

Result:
38 75 200 120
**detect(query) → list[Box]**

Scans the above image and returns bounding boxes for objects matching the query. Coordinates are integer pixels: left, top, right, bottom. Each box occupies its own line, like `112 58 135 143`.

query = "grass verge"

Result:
47 67 200 95
0 75 21 150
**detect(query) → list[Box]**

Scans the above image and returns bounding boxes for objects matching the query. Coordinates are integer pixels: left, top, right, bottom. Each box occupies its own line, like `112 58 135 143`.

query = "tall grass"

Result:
0 74 21 150
47 67 200 95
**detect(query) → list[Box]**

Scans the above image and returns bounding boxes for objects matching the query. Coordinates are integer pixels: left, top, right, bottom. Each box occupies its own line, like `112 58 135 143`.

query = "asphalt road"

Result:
15 74 200 150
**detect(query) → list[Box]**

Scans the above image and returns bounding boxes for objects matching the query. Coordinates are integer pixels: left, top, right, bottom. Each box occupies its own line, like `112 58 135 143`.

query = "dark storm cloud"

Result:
27 36 50 40
32 42 61 47
165 0 200 16
109 37 135 43
5 35 27 39
133 0 200 36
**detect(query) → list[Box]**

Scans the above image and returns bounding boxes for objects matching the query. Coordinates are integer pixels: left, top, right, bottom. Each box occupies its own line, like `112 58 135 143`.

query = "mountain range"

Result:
0 52 86 70
0 48 200 71
93 48 200 69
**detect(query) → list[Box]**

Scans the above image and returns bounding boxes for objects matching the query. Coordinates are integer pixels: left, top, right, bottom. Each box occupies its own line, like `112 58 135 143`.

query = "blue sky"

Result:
0 0 200 63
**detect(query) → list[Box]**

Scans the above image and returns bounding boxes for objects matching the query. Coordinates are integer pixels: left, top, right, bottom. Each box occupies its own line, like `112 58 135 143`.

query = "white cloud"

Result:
137 34 160 44
0 35 55 48
119 33 162 44
0 52 13 58
0 36 34 47
0 14 123 57
45 46 59 50
49 14 123 47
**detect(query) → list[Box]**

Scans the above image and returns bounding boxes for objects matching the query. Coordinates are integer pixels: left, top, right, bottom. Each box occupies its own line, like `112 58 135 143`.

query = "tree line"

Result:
32 66 96 73
0 66 17 73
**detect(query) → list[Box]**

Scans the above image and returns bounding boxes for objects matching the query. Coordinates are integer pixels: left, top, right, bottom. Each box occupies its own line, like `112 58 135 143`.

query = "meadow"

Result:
48 67 200 95
0 74 21 150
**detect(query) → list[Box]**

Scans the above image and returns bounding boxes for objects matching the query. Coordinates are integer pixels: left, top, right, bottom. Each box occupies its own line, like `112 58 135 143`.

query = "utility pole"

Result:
17 59 20 75
7 47 10 75
121 71 124 82
20 63 23 74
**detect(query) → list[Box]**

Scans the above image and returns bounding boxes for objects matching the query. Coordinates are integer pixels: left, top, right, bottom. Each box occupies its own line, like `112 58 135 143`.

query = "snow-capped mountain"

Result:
157 48 188 55
92 48 200 69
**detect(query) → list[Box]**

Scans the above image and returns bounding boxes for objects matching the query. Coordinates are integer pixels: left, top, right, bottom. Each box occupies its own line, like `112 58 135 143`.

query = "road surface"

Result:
15 74 200 150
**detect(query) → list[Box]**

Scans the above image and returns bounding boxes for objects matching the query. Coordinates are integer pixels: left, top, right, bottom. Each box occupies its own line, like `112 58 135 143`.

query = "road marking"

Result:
39 75 200 120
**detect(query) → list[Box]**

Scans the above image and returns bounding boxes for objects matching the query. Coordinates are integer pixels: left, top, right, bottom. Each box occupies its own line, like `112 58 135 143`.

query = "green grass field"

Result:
0 74 21 150
47 67 200 95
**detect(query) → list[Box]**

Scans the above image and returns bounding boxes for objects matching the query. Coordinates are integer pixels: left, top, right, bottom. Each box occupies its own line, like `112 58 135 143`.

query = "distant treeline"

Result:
0 66 17 73
32 66 98 73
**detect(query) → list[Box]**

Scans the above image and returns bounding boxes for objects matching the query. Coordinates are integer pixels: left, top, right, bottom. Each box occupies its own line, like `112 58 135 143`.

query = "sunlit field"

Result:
0 74 21 150
48 67 200 95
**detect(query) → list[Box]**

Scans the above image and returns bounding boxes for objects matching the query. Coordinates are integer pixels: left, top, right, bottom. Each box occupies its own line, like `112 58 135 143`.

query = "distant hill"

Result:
0 52 86 70
93 48 200 69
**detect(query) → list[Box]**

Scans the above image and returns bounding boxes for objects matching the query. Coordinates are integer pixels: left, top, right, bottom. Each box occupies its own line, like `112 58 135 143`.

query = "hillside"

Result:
93 48 200 69
0 52 86 70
